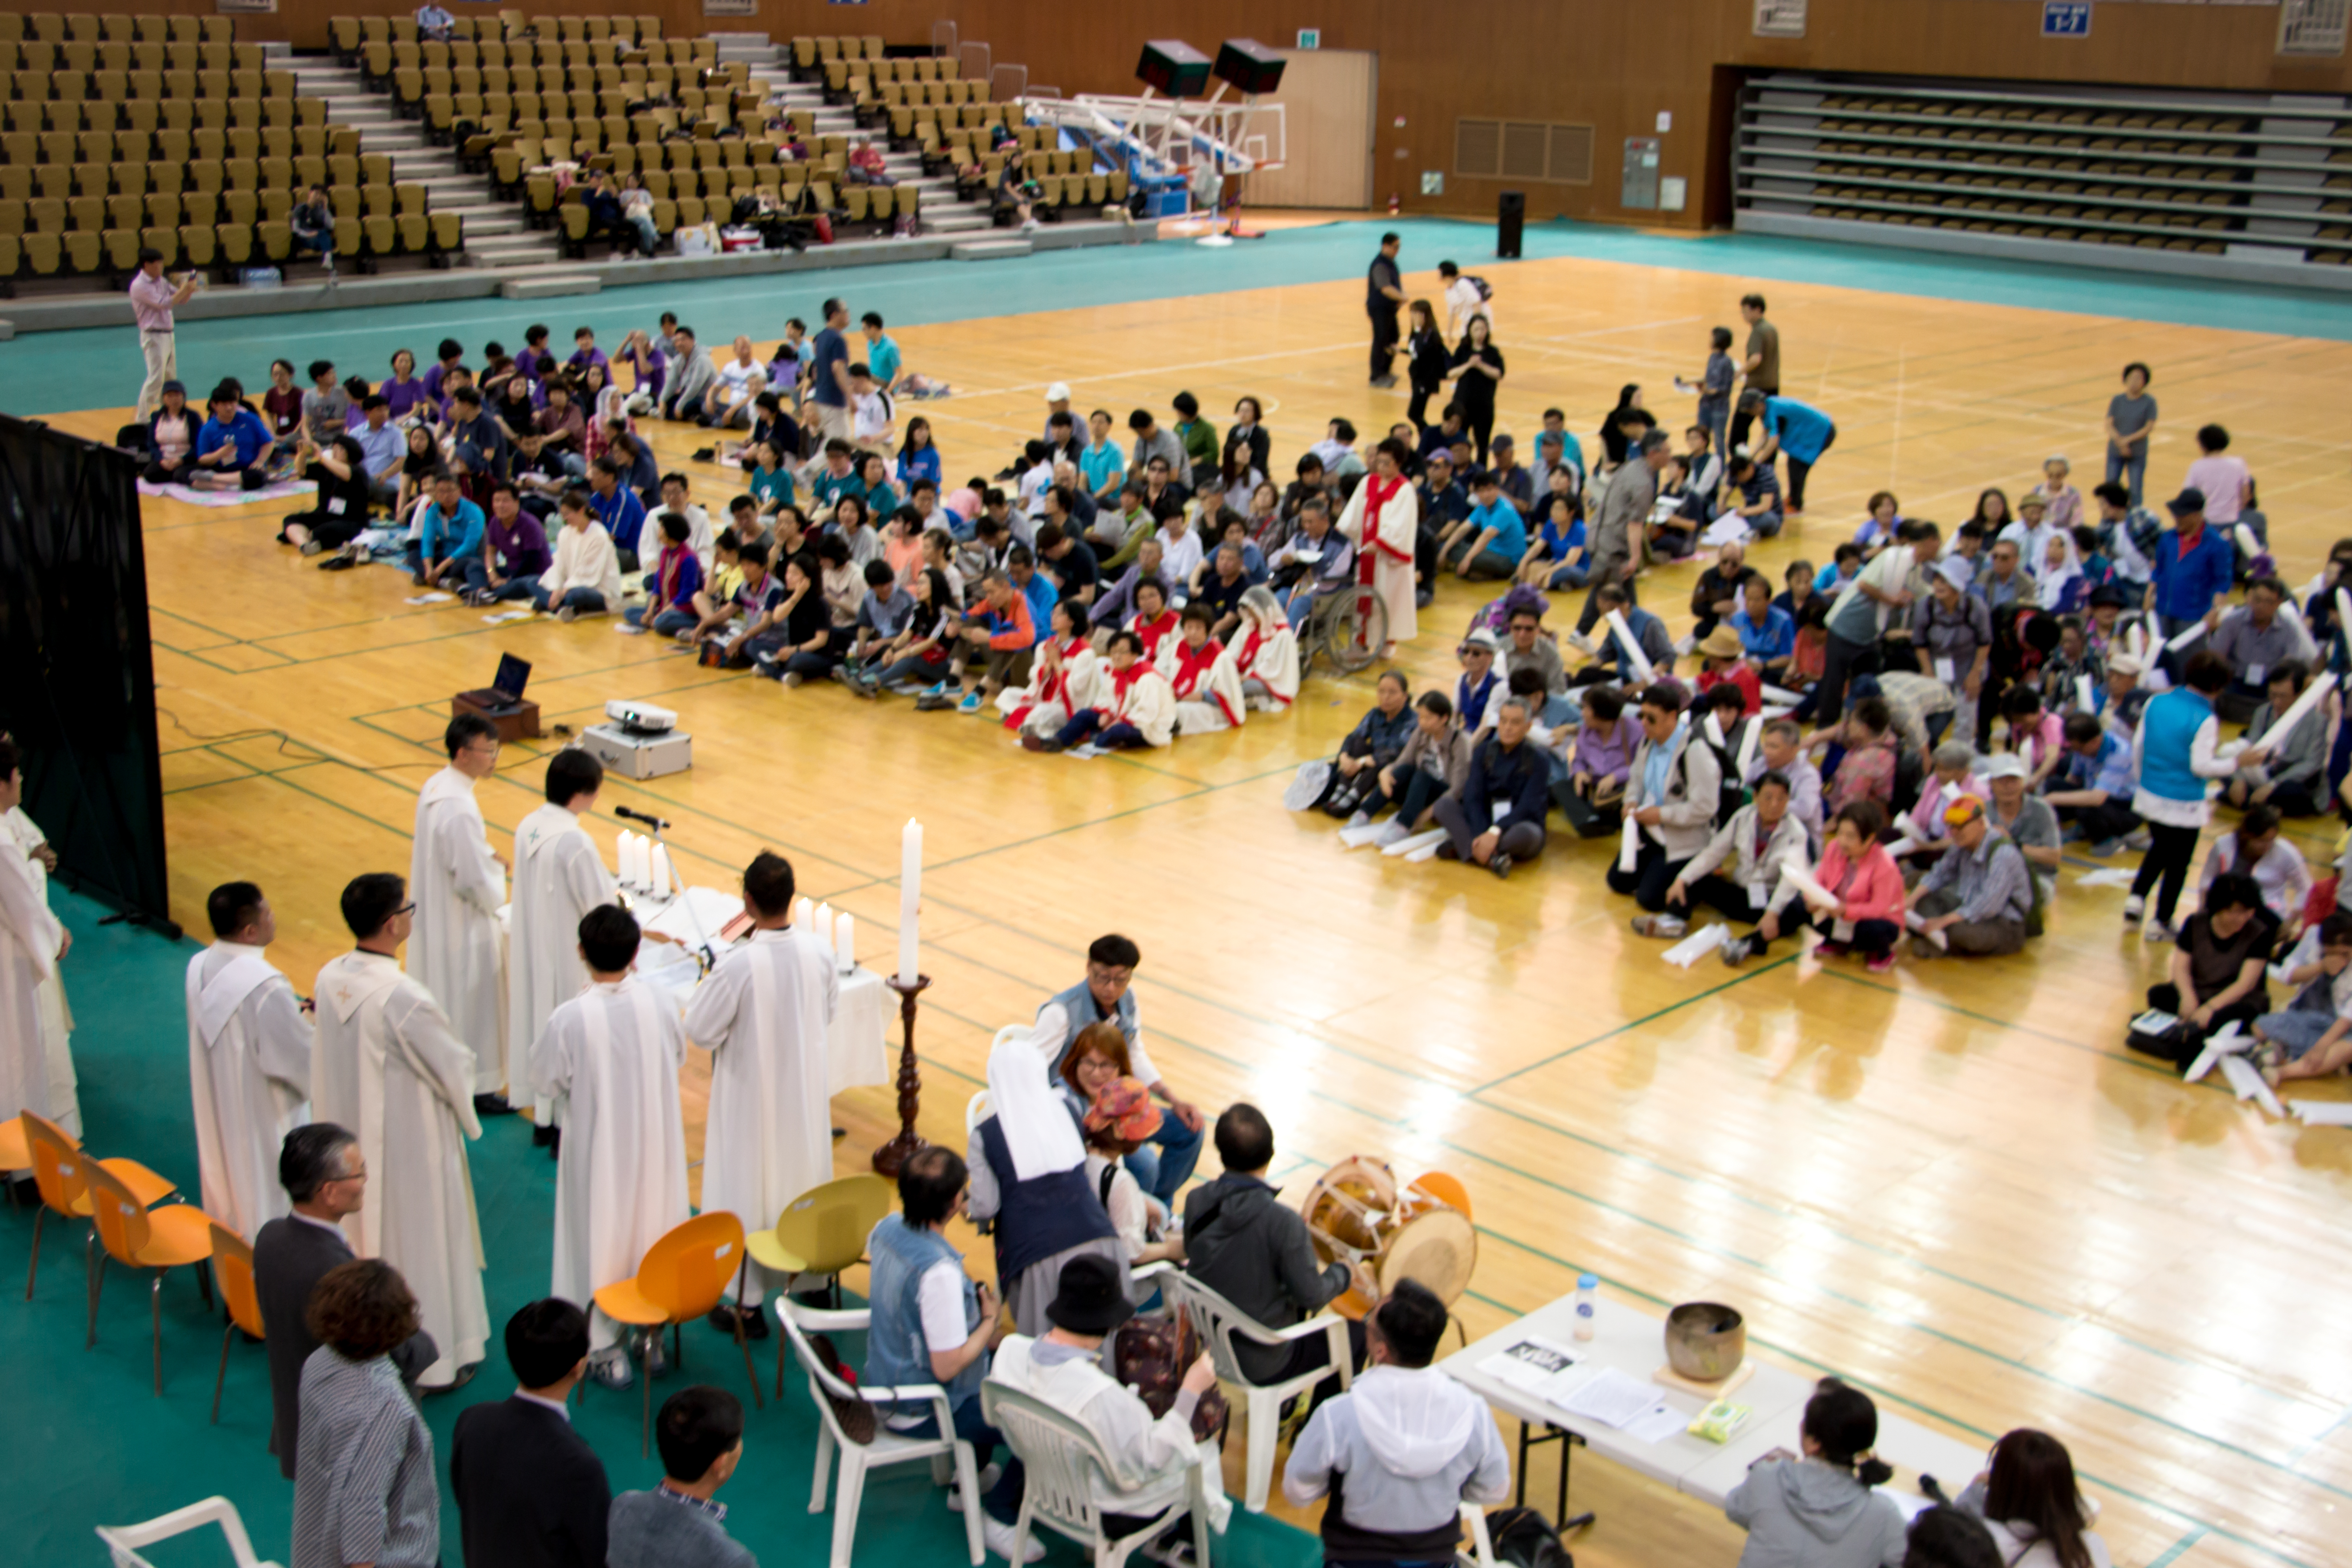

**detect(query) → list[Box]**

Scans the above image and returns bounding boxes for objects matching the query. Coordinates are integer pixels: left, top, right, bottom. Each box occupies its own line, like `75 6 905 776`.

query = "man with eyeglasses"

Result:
312 871 489 1393
254 1121 440 1479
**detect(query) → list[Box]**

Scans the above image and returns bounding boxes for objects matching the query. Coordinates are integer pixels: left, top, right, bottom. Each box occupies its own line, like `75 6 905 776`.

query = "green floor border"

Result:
19 214 2352 416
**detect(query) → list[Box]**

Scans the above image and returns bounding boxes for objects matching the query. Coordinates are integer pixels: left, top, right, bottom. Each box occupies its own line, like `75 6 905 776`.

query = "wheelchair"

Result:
1298 581 1388 677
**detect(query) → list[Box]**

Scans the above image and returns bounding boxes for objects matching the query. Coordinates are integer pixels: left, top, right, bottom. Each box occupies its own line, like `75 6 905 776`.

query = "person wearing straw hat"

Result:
1694 624 1762 716
1908 796 2034 958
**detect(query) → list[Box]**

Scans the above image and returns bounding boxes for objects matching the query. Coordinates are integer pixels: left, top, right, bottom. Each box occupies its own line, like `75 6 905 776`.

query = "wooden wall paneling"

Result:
1238 49 1374 210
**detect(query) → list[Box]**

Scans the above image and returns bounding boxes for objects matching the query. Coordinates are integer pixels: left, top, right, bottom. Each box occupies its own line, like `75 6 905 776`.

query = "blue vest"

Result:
1042 979 1137 1081
974 1115 1116 1279
2138 687 2214 805
865 1213 982 1417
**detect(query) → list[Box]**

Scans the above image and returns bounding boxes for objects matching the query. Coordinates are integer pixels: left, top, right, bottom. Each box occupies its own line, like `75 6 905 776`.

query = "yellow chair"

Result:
744 1173 892 1396
20 1108 174 1302
593 1211 762 1453
84 1158 215 1394
0 1113 28 1209
208 1221 266 1424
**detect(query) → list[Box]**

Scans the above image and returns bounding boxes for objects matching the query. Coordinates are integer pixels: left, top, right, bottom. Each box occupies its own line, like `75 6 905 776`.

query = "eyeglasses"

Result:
395 902 417 916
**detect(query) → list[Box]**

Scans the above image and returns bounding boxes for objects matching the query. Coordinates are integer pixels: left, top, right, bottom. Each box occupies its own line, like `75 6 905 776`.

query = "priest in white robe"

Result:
5 792 77 1136
0 740 61 1145
685 851 837 1324
529 903 689 1386
186 882 311 1240
508 749 616 1140
311 871 488 1389
408 713 510 1113
1334 437 1420 652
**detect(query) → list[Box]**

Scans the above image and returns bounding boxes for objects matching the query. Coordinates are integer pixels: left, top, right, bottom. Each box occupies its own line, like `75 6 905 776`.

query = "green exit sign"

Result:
1296 28 1321 48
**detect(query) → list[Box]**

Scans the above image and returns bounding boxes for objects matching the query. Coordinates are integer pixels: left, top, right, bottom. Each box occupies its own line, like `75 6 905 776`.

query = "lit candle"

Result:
649 843 673 900
793 895 813 932
623 832 646 889
835 912 855 971
814 901 835 956
898 818 922 986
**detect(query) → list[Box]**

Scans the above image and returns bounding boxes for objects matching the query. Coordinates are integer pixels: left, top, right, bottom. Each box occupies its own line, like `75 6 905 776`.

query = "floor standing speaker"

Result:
1498 190 1525 259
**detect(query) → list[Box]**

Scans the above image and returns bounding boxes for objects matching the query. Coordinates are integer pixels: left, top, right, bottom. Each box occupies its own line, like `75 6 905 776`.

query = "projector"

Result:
604 699 677 734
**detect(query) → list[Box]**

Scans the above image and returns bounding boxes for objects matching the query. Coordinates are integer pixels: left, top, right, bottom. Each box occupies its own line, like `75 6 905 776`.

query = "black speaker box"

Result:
1213 38 1286 96
1136 39 1213 98
1498 190 1526 259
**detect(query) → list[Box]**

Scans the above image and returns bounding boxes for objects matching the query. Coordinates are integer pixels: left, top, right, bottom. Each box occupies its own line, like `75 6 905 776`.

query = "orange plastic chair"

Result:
84 1158 215 1394
20 1108 174 1302
0 1115 28 1209
1409 1171 1473 1220
208 1221 265 1423
592 1210 762 1452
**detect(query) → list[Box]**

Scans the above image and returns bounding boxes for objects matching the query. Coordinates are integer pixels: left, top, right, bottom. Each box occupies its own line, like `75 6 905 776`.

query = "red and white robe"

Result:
996 635 1106 735
1225 611 1300 712
1334 469 1419 645
1103 661 1177 748
1163 635 1244 735
1128 607 1180 662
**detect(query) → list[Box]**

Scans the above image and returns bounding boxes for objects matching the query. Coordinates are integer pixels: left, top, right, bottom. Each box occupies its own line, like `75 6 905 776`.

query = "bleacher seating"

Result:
0 11 461 290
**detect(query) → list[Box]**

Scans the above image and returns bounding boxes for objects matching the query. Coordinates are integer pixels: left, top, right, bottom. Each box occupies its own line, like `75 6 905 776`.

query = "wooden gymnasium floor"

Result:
44 243 2352 1568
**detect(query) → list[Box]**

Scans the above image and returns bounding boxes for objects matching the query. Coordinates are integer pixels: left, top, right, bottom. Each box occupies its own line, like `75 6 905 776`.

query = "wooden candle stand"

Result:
870 974 932 1177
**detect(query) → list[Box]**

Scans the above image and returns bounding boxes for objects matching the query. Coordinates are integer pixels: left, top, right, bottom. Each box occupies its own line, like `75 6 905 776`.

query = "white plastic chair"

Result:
96 1497 281 1568
964 1089 991 1132
1461 1501 1498 1566
980 1379 1213 1568
777 1299 985 1568
1144 1261 1354 1513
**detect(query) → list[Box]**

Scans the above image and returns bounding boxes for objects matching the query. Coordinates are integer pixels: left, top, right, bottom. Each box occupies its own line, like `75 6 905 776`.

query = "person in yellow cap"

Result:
1907 794 2034 958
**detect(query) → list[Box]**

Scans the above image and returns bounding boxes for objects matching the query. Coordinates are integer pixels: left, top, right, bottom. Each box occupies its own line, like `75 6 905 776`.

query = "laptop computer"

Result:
459 654 531 713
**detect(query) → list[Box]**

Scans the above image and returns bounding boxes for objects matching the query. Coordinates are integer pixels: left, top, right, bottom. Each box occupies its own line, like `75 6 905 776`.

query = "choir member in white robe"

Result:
1225 587 1302 713
1162 605 1243 738
0 741 61 1145
1334 439 1420 650
408 714 511 1111
311 872 488 1388
528 904 689 1381
995 600 1106 737
507 749 616 1137
4 795 77 1136
187 882 311 1240
685 851 837 1320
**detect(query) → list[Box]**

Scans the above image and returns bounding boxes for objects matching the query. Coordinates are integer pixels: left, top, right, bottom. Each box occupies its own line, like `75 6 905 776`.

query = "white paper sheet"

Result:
1700 515 1753 548
2289 1099 2352 1126
2164 620 2208 653
1902 909 1949 950
1760 684 1805 706
637 886 743 953
2181 1021 2246 1085
1405 838 1443 863
404 591 455 605
1337 822 1390 850
481 609 533 625
2219 1053 2285 1117
1662 922 1730 969
1560 1368 1669 1429
1618 815 1641 874
1625 1402 1694 1445
2074 867 2137 888
2244 673 2329 756
1382 827 1449 859
1779 863 1838 912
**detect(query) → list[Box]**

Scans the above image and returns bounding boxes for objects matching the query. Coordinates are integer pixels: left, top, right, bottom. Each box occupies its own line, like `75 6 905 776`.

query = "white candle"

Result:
628 833 648 889
835 913 855 970
793 895 812 932
898 818 922 986
649 843 673 900
814 901 835 955
615 831 631 887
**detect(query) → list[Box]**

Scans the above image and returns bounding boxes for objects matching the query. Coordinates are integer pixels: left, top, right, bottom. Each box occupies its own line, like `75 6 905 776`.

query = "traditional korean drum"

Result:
1298 1156 1477 1319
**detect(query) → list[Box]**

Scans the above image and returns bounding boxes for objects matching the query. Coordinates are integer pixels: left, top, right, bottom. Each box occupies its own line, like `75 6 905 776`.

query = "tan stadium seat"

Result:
181 190 216 227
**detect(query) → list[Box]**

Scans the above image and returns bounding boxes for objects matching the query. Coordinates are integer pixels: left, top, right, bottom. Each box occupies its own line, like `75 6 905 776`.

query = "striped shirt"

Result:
292 1348 439 1568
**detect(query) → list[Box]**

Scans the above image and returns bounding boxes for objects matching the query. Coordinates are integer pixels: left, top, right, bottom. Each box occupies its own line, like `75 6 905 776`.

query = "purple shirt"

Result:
567 347 610 378
1571 716 1636 786
381 375 426 419
420 361 457 406
486 509 552 576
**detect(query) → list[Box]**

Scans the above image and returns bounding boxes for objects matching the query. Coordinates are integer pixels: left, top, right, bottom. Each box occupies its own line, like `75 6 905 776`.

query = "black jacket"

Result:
1181 1173 1347 1383
451 1395 614 1568
253 1215 438 1479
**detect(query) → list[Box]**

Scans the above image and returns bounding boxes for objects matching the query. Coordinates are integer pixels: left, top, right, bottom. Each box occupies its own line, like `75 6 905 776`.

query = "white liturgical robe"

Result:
311 950 488 1386
0 819 59 1138
1334 469 1420 646
508 802 616 1123
408 766 507 1095
683 926 837 1306
529 976 689 1353
4 806 76 1134
185 939 311 1240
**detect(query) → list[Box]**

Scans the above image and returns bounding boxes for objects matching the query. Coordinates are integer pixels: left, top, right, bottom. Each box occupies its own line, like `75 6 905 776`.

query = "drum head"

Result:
1376 1206 1476 1305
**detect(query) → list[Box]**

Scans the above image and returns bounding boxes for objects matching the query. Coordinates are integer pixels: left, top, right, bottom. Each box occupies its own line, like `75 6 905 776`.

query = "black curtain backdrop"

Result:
0 414 174 935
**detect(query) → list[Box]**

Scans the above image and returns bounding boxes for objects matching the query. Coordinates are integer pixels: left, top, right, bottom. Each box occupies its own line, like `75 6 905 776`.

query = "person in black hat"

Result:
2146 485 2236 677
984 1253 1220 1564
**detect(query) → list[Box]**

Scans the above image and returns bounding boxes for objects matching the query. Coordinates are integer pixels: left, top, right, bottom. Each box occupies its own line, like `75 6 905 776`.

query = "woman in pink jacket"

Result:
1802 800 1908 973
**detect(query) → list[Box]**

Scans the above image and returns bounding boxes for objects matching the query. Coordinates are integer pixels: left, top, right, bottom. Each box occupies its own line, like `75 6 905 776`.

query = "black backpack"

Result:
1484 1506 1574 1568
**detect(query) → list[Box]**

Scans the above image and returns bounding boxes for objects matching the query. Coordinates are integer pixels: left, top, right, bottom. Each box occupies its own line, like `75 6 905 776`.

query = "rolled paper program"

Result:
2164 619 2207 653
2246 673 2329 757
1604 607 1655 684
1617 814 1641 874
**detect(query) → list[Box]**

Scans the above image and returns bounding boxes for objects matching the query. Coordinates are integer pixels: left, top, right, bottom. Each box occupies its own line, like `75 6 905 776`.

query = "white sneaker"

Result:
982 1515 1044 1563
1371 819 1412 849
1345 810 1371 829
946 1462 1003 1512
556 604 578 622
2122 895 2145 923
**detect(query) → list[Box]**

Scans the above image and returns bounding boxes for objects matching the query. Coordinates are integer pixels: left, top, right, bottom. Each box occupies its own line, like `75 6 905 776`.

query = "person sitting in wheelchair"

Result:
1266 498 1358 632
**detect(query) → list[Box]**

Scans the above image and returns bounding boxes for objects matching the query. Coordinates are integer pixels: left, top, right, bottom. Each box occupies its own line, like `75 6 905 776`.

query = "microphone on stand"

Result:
614 805 673 830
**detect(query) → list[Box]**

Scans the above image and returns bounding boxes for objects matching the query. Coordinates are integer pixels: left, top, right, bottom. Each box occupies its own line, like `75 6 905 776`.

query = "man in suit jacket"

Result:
252 1123 438 1479
451 1300 612 1568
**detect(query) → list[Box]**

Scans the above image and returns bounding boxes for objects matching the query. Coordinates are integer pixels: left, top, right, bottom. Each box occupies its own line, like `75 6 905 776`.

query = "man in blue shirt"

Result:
350 394 404 507
843 560 917 673
806 297 854 449
1078 410 1125 504
1008 547 1057 647
1738 389 1836 516
411 471 487 592
587 456 650 568
192 384 276 492
858 311 902 391
2147 487 2236 673
1442 472 1528 581
2044 710 2141 856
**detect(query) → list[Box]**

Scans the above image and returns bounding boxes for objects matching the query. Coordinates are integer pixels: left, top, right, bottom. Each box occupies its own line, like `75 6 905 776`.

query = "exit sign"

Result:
1296 28 1320 48
2042 2 2091 38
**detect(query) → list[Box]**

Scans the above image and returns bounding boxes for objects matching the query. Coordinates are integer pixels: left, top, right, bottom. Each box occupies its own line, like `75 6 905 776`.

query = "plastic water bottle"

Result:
1573 1274 1598 1341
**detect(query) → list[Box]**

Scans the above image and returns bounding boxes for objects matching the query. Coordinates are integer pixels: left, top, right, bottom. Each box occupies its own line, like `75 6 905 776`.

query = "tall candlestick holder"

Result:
871 974 932 1177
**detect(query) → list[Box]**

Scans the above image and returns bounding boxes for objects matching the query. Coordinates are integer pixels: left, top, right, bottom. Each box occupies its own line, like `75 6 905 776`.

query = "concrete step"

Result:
465 238 564 267
499 271 601 299
927 212 992 234
951 238 1030 259
440 207 526 236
